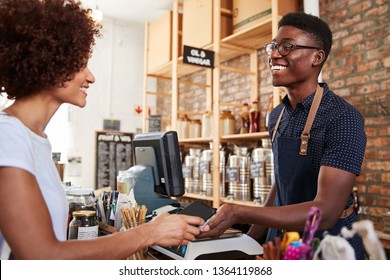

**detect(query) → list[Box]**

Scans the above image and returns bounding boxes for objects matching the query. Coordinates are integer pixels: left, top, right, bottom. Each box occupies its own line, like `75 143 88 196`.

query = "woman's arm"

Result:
0 166 203 259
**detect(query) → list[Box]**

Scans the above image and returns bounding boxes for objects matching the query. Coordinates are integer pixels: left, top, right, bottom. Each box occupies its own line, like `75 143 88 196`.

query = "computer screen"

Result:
132 131 184 197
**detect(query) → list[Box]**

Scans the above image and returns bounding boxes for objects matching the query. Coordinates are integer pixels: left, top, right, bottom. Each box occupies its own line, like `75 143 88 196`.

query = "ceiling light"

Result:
91 5 103 22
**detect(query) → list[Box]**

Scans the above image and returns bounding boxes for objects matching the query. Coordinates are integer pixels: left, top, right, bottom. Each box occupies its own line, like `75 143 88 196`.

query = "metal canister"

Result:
200 149 213 197
219 150 226 197
68 210 98 240
226 146 251 201
251 139 274 205
183 148 201 194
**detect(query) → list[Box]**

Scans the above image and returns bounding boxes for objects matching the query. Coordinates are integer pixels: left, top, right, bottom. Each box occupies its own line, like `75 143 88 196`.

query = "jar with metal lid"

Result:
68 210 98 240
65 188 96 230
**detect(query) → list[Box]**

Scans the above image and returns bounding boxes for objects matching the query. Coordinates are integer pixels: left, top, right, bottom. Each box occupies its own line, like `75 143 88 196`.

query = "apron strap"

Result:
300 85 323 155
271 107 285 143
271 85 324 156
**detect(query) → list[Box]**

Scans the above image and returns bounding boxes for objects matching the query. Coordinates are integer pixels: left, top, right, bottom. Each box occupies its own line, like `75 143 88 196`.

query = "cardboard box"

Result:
233 0 298 33
147 11 172 72
182 0 233 49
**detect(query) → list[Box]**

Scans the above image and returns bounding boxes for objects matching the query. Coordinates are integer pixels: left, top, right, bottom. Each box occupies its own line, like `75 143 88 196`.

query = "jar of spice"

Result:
219 110 236 135
68 210 98 240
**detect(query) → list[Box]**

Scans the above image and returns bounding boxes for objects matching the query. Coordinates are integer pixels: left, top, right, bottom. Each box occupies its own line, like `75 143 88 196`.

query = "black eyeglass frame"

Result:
264 42 320 57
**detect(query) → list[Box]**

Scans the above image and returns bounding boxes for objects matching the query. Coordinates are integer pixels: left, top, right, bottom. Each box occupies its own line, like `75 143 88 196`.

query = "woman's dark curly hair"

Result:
0 0 102 99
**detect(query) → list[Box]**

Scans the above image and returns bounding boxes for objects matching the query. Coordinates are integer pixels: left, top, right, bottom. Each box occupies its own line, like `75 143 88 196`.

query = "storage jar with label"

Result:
68 210 99 240
65 188 96 231
189 119 201 138
219 110 236 135
201 111 213 138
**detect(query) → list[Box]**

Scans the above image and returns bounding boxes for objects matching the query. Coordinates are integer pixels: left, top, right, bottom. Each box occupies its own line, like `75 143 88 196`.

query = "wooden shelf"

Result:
220 132 269 141
220 198 264 207
146 18 273 79
143 0 292 208
179 137 213 144
221 18 272 51
182 193 214 202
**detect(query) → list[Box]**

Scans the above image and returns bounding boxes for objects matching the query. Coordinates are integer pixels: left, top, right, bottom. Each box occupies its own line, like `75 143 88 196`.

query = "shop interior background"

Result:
0 0 388 230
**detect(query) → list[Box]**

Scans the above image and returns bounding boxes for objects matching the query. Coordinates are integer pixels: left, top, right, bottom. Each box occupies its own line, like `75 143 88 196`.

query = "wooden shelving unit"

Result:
143 0 297 208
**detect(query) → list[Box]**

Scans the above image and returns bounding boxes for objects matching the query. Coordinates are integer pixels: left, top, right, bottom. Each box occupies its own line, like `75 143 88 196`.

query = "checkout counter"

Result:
131 163 264 260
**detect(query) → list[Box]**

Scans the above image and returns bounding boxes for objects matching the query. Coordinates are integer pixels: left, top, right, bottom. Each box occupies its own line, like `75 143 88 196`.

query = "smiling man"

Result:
197 12 367 260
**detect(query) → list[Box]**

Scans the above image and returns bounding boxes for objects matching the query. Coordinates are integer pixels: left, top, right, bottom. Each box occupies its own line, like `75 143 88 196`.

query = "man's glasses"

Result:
264 42 320 57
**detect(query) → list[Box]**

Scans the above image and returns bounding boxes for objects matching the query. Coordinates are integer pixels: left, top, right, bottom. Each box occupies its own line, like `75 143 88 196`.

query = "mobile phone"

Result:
177 201 216 222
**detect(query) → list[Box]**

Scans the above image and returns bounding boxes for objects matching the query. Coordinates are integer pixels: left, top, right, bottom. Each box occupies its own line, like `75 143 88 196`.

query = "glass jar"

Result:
189 119 201 138
177 114 191 139
68 210 98 240
201 111 213 138
65 188 96 230
219 110 235 135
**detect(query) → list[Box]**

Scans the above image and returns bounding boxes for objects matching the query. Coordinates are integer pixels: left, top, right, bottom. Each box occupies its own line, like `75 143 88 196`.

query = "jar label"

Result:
77 225 98 240
250 162 265 178
226 167 239 182
182 165 192 178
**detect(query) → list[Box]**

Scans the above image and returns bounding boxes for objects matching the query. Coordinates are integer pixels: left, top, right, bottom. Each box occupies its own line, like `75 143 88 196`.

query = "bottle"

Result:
249 101 260 133
239 103 250 134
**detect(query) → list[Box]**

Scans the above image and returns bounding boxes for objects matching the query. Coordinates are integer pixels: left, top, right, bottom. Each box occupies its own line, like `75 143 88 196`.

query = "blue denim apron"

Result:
266 85 365 259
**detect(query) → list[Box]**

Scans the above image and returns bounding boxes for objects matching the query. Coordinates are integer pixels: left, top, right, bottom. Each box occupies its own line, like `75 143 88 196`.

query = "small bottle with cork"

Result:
240 103 250 134
249 101 260 133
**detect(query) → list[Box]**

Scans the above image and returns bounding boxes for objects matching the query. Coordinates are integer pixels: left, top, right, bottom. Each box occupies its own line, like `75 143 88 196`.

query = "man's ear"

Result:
313 50 325 66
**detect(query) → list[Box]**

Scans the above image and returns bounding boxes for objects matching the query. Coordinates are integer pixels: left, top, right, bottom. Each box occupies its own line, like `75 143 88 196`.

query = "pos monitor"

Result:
132 131 184 197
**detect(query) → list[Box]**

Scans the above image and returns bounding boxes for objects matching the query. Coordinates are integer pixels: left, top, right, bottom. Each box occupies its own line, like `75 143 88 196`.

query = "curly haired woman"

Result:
0 0 204 259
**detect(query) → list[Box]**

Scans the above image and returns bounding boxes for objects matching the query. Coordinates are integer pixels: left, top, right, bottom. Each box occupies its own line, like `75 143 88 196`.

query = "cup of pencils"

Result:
121 204 148 260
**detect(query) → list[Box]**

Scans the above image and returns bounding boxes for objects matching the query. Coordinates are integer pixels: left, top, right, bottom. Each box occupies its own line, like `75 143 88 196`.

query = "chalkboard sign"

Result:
95 131 134 189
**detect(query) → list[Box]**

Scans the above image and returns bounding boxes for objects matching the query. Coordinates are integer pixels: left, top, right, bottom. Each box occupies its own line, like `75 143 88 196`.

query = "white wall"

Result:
46 17 146 189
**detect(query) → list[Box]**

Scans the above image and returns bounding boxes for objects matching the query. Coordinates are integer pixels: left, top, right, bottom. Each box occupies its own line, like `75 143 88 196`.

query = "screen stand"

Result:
130 165 178 215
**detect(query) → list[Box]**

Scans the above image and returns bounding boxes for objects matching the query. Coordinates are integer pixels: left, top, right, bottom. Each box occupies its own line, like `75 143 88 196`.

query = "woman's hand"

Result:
147 212 205 247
